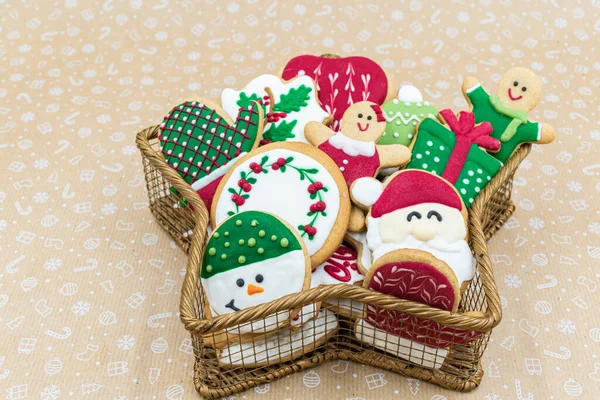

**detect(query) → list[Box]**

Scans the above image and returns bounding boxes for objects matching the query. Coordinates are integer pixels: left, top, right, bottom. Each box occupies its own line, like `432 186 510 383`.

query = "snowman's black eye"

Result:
236 278 244 287
513 81 519 86
358 113 363 118
367 115 372 121
255 274 263 283
522 86 527 92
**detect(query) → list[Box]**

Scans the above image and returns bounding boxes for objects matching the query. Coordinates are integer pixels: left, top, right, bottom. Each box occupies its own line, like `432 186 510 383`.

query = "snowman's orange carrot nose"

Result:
247 284 264 295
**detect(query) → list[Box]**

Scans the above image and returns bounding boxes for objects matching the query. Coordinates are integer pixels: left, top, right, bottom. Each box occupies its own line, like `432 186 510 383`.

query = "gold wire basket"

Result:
136 125 531 398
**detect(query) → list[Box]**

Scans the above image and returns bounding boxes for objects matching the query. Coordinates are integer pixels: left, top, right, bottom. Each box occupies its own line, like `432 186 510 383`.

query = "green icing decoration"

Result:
224 231 229 237
489 95 527 142
263 120 297 142
206 265 212 272
467 85 540 163
237 92 262 108
208 248 216 256
271 235 277 241
224 242 230 248
280 238 289 248
273 85 312 113
378 98 438 146
406 117 503 208
200 211 303 279
238 239 245 246
160 100 263 187
235 219 242 226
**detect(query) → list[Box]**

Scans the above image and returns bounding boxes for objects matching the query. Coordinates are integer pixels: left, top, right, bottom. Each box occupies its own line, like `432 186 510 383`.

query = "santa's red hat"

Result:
351 170 464 218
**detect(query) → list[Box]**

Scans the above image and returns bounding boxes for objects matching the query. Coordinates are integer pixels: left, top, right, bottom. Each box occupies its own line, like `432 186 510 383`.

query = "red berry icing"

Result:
303 225 317 236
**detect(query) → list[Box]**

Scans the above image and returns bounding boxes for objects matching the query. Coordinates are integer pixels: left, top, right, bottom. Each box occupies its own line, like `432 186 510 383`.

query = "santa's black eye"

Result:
367 115 372 121
255 274 263 283
522 86 527 92
427 211 443 222
407 211 422 221
236 278 244 287
513 81 519 86
358 113 363 118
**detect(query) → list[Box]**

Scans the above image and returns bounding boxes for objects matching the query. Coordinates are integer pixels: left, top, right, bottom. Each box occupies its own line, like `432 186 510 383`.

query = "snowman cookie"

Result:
201 211 311 336
221 74 330 144
351 169 475 290
159 99 264 209
211 142 351 266
462 67 556 163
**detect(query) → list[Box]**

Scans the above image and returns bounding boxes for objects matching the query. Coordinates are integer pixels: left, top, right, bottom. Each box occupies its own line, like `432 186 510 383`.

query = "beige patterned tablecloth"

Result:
1 1 599 399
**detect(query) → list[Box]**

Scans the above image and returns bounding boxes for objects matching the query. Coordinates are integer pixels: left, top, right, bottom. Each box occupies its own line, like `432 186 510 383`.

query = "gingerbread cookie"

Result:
305 101 411 187
159 99 264 209
200 211 310 336
351 169 475 289
405 109 503 207
219 309 338 367
354 249 482 369
379 85 438 147
281 54 395 131
462 67 556 163
221 74 330 144
211 142 351 266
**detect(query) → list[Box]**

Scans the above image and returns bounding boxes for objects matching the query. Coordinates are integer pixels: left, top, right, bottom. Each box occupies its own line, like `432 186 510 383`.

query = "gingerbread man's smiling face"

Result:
340 101 387 142
496 67 542 112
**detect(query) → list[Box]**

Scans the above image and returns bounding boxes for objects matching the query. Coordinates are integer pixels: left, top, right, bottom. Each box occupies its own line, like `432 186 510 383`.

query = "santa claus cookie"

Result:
351 169 475 289
159 99 264 210
281 54 395 132
201 211 310 336
462 67 556 163
219 309 338 367
221 74 330 144
354 249 482 369
211 142 351 266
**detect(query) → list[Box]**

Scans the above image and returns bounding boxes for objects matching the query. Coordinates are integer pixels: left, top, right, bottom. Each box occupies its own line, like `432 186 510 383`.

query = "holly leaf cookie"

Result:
282 54 394 132
159 99 264 210
211 142 351 266
221 74 329 144
201 210 311 336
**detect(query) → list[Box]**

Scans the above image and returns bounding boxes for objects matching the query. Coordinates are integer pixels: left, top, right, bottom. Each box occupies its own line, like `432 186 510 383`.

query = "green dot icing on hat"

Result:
208 248 216 256
206 265 212 273
224 242 230 248
200 211 303 280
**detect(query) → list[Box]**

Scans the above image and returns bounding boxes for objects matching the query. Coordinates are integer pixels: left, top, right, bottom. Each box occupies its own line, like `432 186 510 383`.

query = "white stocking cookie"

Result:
222 74 330 144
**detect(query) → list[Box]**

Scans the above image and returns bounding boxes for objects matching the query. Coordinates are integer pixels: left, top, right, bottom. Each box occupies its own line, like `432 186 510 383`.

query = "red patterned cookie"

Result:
281 54 394 132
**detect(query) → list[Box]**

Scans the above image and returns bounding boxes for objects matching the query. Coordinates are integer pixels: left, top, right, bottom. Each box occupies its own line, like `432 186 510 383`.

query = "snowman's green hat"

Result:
201 211 303 280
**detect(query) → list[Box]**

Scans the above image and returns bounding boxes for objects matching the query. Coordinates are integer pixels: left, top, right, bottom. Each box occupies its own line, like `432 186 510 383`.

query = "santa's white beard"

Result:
367 218 475 286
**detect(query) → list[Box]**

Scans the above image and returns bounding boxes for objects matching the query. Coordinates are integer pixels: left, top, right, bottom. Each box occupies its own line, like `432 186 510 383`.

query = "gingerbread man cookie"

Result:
462 67 556 163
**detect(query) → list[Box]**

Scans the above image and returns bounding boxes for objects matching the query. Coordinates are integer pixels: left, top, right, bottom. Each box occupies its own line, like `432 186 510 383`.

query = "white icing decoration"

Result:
397 85 424 103
350 177 383 208
328 132 376 157
355 319 447 369
214 149 341 258
201 250 307 336
221 74 328 143
366 202 474 286
219 309 338 366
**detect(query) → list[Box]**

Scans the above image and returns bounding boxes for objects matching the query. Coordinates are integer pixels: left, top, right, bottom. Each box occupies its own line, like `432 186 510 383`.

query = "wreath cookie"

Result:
211 142 351 266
